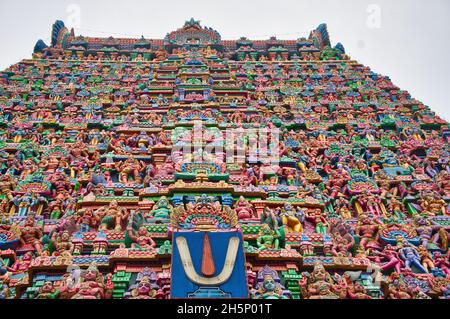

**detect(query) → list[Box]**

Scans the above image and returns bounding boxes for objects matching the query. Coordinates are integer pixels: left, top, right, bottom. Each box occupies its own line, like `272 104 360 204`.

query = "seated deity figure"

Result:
115 157 145 184
94 200 130 231
127 226 156 250
280 203 304 233
299 262 344 299
71 263 113 299
148 196 173 220
418 192 447 216
234 196 256 220
157 157 176 179
256 225 280 251
34 281 60 299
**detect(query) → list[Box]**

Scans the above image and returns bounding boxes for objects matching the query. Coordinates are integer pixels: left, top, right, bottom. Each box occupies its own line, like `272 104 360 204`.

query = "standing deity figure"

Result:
17 216 44 255
417 245 435 272
356 190 383 216
12 192 42 217
356 214 380 250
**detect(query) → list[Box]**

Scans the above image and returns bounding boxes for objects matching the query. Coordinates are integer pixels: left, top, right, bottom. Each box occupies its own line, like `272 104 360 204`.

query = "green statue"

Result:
149 196 173 219
256 225 279 251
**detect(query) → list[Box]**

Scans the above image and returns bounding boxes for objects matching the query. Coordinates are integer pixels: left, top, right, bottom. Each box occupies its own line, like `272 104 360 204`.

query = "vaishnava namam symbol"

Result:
175 233 239 286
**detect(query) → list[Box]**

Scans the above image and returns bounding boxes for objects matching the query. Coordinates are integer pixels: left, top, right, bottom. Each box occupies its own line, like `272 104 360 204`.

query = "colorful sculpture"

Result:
0 19 448 299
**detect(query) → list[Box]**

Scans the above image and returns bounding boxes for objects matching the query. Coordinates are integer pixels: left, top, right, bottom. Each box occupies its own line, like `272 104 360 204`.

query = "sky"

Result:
0 0 449 120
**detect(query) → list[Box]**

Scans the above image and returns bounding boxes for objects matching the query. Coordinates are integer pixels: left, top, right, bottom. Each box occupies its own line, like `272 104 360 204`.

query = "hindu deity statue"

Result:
35 281 60 299
433 252 450 276
125 268 160 299
431 228 450 251
398 241 428 273
115 157 146 184
356 214 380 250
279 203 304 233
17 216 44 255
331 233 355 257
5 252 33 274
417 245 435 272
260 207 285 246
335 196 353 219
413 216 437 248
76 208 100 232
127 226 156 250
299 262 345 299
0 282 11 299
252 266 288 299
126 276 157 299
385 274 418 299
254 274 287 299
51 230 74 256
0 197 9 222
305 208 328 234
157 157 176 180
344 279 372 299
355 190 383 216
374 244 403 274
94 200 130 231
418 192 447 216
256 225 280 251
47 199 64 220
71 263 113 299
387 197 406 219
148 196 173 220
327 166 351 199
234 196 256 220
11 192 42 217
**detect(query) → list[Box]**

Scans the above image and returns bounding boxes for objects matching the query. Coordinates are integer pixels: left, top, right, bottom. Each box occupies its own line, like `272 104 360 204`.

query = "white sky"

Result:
0 0 449 120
